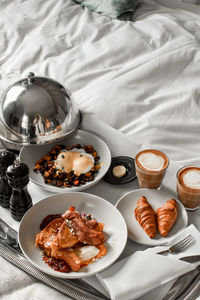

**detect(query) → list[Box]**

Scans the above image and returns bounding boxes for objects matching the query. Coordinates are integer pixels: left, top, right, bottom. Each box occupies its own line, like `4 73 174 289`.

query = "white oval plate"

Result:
115 189 188 246
18 192 127 279
20 130 111 193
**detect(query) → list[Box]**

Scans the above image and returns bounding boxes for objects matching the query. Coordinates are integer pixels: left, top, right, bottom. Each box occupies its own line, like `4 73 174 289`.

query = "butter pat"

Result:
112 165 126 178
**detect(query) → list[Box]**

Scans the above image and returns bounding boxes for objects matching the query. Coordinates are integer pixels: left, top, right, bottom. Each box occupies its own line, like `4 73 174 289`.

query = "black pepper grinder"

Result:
7 160 33 221
0 149 16 208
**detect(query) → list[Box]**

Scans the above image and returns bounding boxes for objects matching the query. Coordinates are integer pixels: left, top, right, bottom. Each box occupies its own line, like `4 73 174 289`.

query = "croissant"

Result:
156 199 178 237
134 196 157 238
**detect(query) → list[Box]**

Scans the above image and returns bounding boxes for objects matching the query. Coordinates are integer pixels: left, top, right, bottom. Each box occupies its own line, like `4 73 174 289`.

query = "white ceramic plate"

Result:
116 189 188 246
18 192 128 279
20 130 111 193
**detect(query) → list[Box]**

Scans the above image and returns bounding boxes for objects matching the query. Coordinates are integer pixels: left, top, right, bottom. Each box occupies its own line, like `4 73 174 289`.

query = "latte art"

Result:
177 166 200 209
135 149 169 189
183 170 200 189
138 152 165 171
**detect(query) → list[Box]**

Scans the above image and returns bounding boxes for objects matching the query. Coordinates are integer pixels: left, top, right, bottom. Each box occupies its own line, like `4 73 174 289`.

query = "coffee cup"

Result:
177 166 200 210
135 149 169 189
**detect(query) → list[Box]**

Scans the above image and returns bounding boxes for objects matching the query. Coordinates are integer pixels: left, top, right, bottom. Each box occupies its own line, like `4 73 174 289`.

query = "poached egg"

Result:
55 148 94 176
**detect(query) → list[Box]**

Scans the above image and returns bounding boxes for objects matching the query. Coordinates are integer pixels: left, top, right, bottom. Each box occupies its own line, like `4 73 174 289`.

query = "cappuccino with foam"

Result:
135 149 169 189
177 166 200 209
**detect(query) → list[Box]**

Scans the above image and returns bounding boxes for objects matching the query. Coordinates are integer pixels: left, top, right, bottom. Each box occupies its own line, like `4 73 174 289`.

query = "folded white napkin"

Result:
96 224 200 300
97 252 194 300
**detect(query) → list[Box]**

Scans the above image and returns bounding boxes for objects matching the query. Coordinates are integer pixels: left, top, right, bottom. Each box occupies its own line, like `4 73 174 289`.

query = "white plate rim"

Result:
115 188 188 246
18 192 128 279
19 129 111 193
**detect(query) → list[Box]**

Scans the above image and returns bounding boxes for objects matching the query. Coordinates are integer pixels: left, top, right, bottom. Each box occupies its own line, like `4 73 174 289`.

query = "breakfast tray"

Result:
0 113 199 300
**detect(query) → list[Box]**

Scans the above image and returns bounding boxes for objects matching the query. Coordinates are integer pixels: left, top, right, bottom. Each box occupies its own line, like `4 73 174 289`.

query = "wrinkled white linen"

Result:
1 0 200 162
1 0 200 299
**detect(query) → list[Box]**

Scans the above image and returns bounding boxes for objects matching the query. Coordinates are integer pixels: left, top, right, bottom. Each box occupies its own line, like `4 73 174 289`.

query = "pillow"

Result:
74 0 139 19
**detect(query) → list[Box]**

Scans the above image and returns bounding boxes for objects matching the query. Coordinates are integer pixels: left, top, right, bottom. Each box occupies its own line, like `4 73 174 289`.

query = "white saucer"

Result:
116 189 188 246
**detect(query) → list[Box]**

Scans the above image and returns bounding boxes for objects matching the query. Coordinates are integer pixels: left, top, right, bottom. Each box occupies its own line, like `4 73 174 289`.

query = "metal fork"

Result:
158 234 195 255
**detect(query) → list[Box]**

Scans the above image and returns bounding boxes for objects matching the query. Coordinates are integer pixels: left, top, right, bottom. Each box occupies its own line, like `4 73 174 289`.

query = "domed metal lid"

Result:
0 72 81 145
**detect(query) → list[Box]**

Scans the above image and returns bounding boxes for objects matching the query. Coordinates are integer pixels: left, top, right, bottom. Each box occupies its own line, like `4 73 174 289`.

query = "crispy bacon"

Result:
36 206 106 273
85 219 97 228
62 210 105 245
57 221 78 248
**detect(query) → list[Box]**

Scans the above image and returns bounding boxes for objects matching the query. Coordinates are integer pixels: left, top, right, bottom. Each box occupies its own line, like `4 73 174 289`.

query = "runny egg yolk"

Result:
55 150 94 176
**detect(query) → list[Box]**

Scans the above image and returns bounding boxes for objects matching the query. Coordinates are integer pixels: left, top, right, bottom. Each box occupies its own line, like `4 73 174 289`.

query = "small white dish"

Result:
115 189 188 246
20 130 111 193
18 192 127 279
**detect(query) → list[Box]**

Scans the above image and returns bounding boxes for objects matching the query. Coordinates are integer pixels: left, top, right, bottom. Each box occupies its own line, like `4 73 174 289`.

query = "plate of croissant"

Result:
116 189 188 246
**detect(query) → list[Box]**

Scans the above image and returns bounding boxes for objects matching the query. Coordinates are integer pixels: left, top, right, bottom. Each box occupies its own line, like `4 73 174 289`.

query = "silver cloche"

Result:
0 72 81 145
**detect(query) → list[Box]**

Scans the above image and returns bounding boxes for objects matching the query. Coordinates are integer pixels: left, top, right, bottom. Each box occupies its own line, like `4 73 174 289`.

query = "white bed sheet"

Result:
1 0 200 299
1 0 200 163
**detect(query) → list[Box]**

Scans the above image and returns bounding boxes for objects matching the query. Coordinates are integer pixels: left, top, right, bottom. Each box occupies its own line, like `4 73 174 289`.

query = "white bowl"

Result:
20 130 111 193
18 192 128 279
